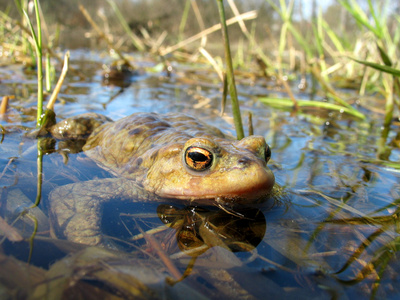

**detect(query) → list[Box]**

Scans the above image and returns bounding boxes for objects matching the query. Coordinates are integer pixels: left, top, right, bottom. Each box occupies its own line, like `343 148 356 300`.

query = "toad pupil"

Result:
186 147 213 170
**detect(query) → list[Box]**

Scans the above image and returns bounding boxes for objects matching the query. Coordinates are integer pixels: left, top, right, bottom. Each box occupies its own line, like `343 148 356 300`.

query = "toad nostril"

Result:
238 157 250 165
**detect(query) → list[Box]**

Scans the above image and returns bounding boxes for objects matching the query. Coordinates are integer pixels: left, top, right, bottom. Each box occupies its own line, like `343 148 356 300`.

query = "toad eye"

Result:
265 144 271 163
185 146 213 171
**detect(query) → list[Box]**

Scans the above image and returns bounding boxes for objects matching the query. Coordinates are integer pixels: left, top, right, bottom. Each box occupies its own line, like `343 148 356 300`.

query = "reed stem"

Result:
216 0 244 140
33 0 43 126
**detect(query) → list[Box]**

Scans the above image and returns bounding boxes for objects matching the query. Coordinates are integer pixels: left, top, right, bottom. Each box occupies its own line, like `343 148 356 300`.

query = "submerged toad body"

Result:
50 113 275 245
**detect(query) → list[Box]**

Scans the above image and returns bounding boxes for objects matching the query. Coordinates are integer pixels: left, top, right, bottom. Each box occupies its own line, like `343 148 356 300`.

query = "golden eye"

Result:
265 144 271 163
185 146 213 171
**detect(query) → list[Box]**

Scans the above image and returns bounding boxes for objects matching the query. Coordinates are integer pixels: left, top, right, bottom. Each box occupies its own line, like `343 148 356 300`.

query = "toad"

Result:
49 112 276 245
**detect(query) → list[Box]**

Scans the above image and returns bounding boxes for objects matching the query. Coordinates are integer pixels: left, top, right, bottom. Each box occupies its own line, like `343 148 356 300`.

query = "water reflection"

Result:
101 63 136 88
157 205 266 256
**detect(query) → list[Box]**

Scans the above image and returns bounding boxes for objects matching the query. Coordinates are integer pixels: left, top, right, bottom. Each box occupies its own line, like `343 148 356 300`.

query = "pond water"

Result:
1 50 400 299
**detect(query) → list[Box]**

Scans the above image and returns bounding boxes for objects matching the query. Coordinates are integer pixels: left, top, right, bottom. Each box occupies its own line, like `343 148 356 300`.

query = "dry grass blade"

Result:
106 0 145 51
247 112 254 136
226 0 250 35
0 96 14 115
199 47 223 80
280 76 298 109
298 189 372 219
134 220 182 281
128 224 170 241
150 31 168 53
190 0 207 48
79 4 134 69
46 51 70 111
46 51 69 110
160 10 257 56
0 216 23 243
0 157 15 183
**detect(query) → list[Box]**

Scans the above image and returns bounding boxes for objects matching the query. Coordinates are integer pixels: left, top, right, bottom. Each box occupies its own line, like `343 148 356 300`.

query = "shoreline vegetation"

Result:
0 0 399 146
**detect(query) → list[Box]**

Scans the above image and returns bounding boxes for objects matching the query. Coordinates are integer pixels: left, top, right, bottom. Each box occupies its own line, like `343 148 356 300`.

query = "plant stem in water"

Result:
216 0 244 140
33 0 43 126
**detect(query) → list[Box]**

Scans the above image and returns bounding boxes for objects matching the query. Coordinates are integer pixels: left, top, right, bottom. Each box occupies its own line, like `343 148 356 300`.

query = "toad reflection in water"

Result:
157 205 266 256
47 112 278 246
154 205 267 281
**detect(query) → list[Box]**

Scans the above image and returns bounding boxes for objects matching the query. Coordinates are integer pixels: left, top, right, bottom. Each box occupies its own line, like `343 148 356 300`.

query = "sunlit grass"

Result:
340 0 399 127
259 96 366 120
22 0 43 127
2 0 398 144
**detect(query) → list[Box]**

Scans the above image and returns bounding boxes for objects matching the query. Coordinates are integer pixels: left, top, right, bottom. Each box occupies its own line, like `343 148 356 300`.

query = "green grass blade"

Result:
314 11 324 57
394 16 400 46
259 97 366 120
367 0 384 39
265 0 284 19
339 0 381 38
287 22 313 59
376 44 392 67
278 22 288 59
178 0 191 41
33 0 41 49
23 5 43 127
106 0 145 51
23 9 39 47
13 0 24 17
320 19 345 53
216 0 244 139
349 57 400 77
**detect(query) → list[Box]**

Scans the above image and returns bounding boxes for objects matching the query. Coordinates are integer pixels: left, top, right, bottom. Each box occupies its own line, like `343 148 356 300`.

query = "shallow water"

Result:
1 51 400 299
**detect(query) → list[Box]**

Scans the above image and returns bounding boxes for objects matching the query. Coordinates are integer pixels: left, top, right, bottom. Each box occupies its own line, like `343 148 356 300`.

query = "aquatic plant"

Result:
340 0 399 128
264 0 399 124
21 0 43 126
216 0 244 139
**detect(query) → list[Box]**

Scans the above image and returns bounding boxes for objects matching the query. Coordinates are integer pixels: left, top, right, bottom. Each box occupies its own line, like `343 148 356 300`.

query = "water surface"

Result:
1 51 399 299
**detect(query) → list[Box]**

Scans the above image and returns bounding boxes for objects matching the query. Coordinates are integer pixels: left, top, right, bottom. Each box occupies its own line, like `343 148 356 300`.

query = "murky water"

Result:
1 51 400 299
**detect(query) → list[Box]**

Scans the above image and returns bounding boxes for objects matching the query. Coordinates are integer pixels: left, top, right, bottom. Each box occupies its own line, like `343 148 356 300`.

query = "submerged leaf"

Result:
0 216 23 242
32 247 208 300
0 253 46 299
